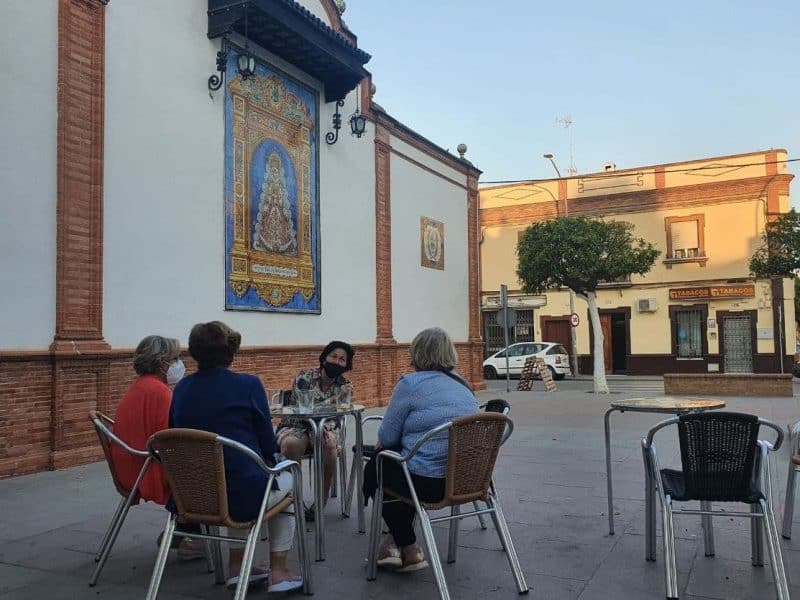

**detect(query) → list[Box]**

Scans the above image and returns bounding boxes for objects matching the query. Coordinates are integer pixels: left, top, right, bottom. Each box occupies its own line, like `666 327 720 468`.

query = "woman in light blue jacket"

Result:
366 327 478 572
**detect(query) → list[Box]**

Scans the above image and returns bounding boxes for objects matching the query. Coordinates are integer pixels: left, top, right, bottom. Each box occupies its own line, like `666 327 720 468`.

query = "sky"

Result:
344 0 799 191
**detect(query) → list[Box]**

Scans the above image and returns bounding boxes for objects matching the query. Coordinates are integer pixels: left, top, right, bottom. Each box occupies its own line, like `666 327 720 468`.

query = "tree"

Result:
750 209 800 278
517 217 660 393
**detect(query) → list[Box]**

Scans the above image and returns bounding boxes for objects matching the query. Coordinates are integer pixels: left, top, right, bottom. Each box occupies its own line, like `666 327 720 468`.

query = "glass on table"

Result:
293 389 313 413
267 390 284 413
337 385 353 411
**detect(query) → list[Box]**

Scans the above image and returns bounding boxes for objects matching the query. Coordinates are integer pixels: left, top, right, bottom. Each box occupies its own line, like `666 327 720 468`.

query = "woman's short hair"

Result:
133 335 181 376
409 327 458 371
319 340 355 371
188 321 242 370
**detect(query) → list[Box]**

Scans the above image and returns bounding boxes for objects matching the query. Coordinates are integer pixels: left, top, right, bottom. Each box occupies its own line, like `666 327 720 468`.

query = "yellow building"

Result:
480 150 794 375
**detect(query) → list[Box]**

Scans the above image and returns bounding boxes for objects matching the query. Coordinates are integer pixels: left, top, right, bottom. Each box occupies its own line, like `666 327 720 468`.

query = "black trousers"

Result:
363 456 445 547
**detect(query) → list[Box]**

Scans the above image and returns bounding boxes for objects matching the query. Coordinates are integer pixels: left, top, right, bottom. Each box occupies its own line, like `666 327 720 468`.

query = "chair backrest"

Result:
280 389 295 406
483 398 511 415
677 411 761 502
148 429 245 528
441 413 509 506
89 410 144 499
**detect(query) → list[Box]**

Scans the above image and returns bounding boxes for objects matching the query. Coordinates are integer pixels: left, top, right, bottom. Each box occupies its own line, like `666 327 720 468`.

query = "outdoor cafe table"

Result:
604 397 726 537
271 403 366 561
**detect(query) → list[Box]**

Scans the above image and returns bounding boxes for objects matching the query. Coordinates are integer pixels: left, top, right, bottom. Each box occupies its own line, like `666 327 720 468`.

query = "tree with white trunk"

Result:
517 217 660 393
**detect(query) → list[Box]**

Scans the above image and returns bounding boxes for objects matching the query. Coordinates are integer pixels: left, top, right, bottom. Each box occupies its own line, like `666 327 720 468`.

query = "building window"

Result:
669 305 708 358
483 309 534 356
664 214 707 267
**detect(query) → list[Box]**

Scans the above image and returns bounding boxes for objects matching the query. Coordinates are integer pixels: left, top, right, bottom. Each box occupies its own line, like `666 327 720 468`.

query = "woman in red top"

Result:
111 335 185 505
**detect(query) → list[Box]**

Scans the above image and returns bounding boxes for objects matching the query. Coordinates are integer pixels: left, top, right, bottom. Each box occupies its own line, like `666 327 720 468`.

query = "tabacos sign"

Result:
668 285 755 301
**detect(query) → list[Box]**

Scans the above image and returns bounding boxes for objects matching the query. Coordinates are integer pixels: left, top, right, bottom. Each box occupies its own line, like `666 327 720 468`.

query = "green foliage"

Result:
750 209 800 278
516 216 661 296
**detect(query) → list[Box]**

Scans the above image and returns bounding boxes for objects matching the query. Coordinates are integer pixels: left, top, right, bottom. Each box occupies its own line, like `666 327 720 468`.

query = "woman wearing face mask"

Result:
277 340 355 520
109 336 201 559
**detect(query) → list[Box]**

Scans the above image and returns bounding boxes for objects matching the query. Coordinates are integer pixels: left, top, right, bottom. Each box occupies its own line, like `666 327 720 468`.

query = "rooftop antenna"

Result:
556 116 577 176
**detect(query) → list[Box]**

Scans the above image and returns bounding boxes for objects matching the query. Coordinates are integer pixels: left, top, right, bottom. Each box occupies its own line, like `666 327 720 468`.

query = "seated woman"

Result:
276 340 354 518
170 321 302 593
365 327 478 572
111 335 201 559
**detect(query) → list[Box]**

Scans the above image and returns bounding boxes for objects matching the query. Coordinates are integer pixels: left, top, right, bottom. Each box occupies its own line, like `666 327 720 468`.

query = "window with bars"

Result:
483 309 535 356
674 308 704 358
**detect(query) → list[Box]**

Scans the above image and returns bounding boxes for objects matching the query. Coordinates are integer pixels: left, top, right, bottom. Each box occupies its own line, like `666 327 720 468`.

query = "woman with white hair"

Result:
364 327 478 572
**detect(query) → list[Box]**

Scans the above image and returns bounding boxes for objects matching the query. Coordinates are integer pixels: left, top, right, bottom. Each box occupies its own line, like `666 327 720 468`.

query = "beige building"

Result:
480 150 794 375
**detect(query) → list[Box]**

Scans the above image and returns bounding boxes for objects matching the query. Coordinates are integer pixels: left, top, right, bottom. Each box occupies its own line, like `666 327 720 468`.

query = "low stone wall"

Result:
664 373 793 397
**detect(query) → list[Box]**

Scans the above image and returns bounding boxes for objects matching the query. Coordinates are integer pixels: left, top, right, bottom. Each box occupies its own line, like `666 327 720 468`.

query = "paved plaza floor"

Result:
2 377 800 599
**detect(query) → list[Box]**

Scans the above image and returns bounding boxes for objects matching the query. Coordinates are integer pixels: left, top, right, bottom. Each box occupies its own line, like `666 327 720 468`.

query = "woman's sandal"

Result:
225 568 269 591
267 574 303 592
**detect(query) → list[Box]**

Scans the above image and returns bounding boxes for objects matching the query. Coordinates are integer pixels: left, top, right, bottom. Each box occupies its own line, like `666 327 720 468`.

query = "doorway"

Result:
593 309 630 374
541 317 573 359
721 313 754 373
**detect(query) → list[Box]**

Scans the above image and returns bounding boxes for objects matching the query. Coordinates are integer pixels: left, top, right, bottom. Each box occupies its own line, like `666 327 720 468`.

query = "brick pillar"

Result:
50 0 111 469
51 0 111 355
467 175 485 390
374 124 397 404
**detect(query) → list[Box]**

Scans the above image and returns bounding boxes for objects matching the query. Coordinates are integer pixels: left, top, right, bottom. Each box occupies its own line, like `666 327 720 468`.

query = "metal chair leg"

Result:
291 467 313 595
782 464 797 539
208 526 226 584
145 514 176 600
366 482 383 581
700 501 715 557
330 460 338 499
94 497 125 562
233 525 261 600
417 508 451 600
486 494 529 594
90 492 138 586
760 499 791 600
642 444 657 561
750 504 764 567
661 497 679 600
447 506 460 564
199 525 214 573
474 501 488 530
344 452 358 518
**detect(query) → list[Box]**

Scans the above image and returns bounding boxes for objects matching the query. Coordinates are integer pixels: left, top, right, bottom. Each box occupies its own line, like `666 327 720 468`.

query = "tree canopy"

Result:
516 217 661 296
750 209 800 278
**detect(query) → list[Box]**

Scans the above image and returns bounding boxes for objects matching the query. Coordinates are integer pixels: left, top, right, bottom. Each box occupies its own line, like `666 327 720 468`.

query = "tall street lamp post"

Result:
543 153 580 377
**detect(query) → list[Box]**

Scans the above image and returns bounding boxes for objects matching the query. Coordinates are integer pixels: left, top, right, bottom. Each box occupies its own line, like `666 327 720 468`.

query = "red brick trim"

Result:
53 0 110 354
481 201 559 227
655 166 666 189
766 150 779 176
374 124 395 345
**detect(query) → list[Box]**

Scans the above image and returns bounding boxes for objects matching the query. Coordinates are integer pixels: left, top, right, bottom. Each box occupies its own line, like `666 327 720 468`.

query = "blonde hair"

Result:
133 336 180 376
410 327 458 371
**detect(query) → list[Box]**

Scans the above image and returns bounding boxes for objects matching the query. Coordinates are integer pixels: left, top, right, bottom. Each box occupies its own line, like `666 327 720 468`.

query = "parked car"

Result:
483 342 571 380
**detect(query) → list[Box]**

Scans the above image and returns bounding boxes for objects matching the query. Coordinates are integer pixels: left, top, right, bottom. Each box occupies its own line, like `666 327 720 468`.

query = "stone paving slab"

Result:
1 379 799 599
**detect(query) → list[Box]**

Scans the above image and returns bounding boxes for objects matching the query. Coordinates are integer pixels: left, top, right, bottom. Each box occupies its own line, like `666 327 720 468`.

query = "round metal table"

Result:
604 397 726 537
271 403 366 561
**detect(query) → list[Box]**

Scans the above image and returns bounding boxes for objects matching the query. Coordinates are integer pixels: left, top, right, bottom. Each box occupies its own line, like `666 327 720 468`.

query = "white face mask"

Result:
166 359 186 385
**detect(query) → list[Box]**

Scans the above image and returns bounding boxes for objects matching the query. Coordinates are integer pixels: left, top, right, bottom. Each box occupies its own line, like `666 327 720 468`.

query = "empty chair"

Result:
366 412 528 600
642 412 788 600
144 429 312 600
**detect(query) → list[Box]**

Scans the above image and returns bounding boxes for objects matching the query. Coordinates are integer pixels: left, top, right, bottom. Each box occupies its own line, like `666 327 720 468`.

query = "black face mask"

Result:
323 362 347 379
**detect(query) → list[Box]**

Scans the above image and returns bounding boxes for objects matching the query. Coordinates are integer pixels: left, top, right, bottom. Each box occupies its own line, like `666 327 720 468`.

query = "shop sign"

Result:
669 284 755 301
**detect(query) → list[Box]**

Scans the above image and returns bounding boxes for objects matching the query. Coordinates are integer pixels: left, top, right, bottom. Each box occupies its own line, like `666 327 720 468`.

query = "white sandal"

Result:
225 569 269 591
267 575 303 592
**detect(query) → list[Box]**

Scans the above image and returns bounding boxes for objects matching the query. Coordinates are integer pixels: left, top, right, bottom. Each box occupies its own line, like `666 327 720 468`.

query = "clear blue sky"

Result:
345 0 799 190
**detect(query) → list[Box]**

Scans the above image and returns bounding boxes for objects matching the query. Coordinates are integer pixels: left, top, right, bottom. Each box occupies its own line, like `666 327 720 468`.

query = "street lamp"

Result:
543 153 579 377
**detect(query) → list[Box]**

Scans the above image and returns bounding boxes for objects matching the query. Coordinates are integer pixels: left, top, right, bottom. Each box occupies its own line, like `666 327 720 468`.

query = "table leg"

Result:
308 418 326 561
354 411 366 533
604 408 618 535
642 445 657 561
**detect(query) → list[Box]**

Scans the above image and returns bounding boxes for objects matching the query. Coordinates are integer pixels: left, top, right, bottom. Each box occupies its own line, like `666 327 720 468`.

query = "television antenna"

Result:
556 116 577 176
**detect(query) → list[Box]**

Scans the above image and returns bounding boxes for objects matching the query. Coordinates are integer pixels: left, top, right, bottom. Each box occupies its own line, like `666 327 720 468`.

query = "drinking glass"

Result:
337 386 352 411
294 389 313 413
268 390 283 414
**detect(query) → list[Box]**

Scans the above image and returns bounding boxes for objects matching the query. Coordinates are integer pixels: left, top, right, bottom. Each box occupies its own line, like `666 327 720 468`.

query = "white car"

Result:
483 342 571 380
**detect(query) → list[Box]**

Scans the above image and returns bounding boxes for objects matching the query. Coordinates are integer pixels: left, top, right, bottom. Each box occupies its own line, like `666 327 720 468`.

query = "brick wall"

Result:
0 340 484 478
664 373 793 397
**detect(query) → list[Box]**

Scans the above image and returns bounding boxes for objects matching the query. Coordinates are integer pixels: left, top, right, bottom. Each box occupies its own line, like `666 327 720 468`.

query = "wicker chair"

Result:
344 399 511 529
642 412 788 600
88 410 194 586
144 429 312 600
781 419 800 539
366 412 528 600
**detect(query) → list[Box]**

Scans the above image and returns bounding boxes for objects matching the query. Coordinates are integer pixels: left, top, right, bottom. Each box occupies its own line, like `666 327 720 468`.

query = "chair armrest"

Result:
757 418 784 452
376 421 453 464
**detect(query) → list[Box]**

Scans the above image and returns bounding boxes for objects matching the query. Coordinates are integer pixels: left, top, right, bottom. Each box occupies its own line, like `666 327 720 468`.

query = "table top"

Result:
610 397 726 413
269 403 365 418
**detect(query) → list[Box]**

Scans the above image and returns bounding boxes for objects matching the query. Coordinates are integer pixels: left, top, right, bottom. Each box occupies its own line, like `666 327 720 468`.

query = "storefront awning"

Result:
208 0 371 102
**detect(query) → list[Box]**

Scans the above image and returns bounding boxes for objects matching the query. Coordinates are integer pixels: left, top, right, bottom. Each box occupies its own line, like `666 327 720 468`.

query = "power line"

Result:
481 157 800 186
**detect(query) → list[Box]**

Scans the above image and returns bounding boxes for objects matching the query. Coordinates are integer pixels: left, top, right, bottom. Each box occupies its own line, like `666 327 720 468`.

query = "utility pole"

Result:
543 151 580 377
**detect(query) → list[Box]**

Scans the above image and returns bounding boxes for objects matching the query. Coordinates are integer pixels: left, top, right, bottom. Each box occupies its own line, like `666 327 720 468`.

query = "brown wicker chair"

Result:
89 410 172 587
144 429 312 600
366 413 528 600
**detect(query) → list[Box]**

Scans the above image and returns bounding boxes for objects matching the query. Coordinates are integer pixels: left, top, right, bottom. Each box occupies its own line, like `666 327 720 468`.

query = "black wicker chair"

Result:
641 412 788 600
